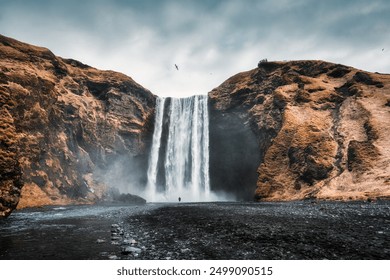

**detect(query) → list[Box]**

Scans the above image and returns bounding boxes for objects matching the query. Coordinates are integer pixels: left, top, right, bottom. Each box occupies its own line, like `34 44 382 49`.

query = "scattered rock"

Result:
122 246 142 255
111 224 120 230
130 239 138 245
181 248 191 254
122 239 131 245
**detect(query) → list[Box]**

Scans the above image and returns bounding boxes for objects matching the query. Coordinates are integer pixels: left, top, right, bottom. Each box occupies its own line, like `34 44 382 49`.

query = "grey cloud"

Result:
0 0 389 96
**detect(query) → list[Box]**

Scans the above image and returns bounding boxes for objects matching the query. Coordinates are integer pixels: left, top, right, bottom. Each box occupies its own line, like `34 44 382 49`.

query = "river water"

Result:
0 201 389 259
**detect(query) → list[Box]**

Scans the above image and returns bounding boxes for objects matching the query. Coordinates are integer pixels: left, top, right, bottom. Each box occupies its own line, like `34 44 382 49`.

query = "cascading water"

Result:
145 95 210 202
145 97 166 200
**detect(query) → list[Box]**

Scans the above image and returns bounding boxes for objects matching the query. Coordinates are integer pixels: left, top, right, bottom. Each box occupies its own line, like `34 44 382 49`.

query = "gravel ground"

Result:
119 201 390 260
0 204 157 260
0 201 389 259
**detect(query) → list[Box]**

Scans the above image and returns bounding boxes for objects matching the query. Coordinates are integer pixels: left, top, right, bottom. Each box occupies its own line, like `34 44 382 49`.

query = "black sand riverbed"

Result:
0 201 389 259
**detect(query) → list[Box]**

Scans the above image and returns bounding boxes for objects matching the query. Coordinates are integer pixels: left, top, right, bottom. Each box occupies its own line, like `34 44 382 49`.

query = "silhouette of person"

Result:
178 197 181 202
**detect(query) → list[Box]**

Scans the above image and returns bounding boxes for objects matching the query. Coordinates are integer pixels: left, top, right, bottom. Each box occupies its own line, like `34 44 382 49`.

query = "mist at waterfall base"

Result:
94 155 148 200
144 95 234 202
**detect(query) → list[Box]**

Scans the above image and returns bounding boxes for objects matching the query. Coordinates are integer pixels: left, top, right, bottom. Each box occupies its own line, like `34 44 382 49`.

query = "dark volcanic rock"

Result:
116 194 146 205
1 202 388 259
104 188 146 205
0 34 155 217
120 202 390 260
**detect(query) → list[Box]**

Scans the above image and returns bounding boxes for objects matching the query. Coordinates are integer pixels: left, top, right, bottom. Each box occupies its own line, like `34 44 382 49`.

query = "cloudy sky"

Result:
0 0 389 97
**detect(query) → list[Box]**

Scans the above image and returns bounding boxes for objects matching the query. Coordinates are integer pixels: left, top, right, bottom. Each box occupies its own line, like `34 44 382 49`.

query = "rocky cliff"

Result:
1 35 390 217
0 35 155 217
209 60 390 201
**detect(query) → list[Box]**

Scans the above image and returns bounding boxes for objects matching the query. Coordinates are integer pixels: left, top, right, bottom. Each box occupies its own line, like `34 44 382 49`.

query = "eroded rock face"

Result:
0 107 23 218
209 60 390 201
0 35 155 217
1 34 390 216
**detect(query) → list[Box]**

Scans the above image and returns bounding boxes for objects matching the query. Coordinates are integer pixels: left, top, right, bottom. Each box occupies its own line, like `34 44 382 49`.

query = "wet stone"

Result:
122 239 131 245
181 248 191 254
3 202 388 260
122 246 142 255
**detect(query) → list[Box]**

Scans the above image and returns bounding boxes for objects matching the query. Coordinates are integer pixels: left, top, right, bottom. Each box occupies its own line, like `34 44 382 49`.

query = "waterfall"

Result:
145 95 210 202
145 97 166 201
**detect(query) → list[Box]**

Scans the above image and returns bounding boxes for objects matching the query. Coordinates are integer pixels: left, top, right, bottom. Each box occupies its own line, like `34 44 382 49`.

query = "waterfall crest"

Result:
145 95 210 202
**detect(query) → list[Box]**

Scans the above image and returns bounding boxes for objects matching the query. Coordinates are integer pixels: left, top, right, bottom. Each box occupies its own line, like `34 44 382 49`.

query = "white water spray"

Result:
145 97 166 201
145 95 211 202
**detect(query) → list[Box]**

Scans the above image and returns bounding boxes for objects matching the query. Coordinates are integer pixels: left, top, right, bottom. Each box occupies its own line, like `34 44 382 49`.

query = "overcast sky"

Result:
0 0 389 97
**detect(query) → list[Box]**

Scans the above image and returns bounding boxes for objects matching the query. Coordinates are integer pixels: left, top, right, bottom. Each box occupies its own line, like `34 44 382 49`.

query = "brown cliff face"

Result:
209 60 390 201
2 35 390 217
0 35 155 217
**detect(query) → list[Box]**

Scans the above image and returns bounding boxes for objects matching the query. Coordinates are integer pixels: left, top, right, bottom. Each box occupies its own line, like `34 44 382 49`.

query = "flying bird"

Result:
175 64 179 70
382 48 385 51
